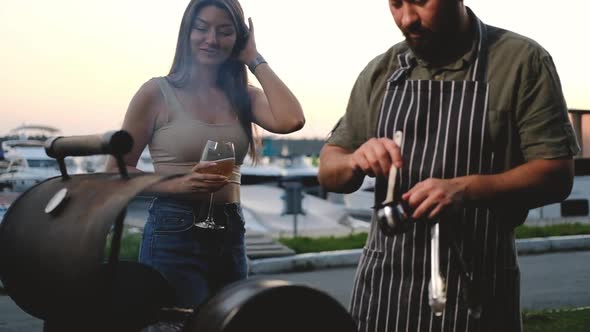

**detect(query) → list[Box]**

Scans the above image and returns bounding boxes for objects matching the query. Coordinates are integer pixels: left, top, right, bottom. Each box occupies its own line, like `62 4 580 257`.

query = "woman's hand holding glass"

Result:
186 162 229 193
160 163 228 195
193 140 236 229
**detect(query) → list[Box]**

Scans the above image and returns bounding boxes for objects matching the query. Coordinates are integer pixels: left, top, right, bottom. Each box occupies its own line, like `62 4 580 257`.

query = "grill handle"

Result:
44 130 133 179
45 130 133 159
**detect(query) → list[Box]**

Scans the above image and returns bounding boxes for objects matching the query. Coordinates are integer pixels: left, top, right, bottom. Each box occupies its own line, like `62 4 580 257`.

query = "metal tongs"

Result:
431 228 482 318
428 223 446 316
374 130 447 315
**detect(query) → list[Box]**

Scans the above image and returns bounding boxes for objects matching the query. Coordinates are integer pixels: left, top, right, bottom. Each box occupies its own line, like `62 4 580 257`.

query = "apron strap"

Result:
470 13 489 82
387 51 414 83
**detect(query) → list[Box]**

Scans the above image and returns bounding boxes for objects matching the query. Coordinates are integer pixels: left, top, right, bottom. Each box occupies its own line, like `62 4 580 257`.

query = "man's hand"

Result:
402 177 469 220
350 137 403 178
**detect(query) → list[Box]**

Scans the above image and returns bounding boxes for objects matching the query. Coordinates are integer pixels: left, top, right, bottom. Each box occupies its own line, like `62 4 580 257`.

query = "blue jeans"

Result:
139 197 248 309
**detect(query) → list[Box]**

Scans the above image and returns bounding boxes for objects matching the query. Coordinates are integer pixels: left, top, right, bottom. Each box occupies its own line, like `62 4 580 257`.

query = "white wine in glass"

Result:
194 140 235 229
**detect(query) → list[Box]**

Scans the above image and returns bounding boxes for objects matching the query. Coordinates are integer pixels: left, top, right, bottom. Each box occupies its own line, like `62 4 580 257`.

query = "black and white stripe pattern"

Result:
350 18 522 332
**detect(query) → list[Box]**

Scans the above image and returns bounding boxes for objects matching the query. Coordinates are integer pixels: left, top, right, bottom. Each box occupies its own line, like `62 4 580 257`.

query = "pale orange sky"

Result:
1 0 588 139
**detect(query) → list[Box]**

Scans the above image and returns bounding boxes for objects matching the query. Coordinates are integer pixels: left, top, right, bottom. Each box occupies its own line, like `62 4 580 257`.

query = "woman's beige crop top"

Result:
148 77 250 183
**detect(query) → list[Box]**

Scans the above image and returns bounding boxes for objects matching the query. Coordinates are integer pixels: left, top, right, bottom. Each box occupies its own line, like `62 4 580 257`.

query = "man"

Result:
318 1 579 331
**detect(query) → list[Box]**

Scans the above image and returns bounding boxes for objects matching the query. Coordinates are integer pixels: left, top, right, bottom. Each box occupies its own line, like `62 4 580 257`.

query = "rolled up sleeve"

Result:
516 52 580 160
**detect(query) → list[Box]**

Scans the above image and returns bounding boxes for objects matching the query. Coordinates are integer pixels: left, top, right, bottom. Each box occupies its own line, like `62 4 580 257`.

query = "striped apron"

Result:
349 19 522 332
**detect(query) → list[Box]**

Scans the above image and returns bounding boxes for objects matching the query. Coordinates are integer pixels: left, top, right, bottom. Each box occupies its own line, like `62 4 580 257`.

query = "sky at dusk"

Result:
1 0 588 139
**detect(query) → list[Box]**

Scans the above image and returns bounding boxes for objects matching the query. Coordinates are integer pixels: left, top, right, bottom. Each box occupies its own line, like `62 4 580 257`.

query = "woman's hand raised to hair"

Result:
238 17 259 64
239 17 305 134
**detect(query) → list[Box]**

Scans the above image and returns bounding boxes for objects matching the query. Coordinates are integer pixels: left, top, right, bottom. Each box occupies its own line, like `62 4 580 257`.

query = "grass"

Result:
278 232 368 254
279 223 590 254
104 230 142 262
523 308 590 332
106 222 590 258
515 223 590 239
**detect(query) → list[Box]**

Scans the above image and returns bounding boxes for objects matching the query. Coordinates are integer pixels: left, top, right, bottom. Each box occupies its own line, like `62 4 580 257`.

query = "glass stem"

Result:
206 193 214 221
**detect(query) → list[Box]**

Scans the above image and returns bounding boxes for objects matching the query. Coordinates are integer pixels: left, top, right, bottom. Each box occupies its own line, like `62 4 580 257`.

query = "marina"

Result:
0 127 361 260
0 126 81 193
2 122 590 232
0 123 589 331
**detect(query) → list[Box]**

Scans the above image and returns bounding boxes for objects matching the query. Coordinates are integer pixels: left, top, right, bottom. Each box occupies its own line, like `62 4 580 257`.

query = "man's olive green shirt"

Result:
328 24 580 171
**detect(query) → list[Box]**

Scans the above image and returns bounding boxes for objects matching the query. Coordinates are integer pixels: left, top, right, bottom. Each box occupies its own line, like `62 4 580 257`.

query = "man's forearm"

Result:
318 145 365 193
463 159 574 209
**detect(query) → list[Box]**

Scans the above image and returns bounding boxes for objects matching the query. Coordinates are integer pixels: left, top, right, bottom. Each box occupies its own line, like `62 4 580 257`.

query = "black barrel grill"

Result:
0 131 356 332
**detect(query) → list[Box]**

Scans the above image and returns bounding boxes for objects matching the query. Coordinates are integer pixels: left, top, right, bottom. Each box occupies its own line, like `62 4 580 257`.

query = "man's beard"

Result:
403 29 446 62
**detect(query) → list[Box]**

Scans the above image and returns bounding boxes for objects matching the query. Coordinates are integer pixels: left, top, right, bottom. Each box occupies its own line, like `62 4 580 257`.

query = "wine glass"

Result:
193 140 235 230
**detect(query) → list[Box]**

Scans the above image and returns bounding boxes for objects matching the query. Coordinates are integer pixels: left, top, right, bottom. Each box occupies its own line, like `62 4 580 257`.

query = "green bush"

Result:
523 308 590 332
109 223 590 257
278 223 590 254
104 231 142 262
515 223 590 239
278 233 368 254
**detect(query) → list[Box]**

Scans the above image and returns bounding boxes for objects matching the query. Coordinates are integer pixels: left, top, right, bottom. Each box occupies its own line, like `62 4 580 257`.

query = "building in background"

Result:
569 109 590 160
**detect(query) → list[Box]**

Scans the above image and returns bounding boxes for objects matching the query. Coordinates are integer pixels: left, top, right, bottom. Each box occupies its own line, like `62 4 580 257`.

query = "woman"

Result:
107 0 304 313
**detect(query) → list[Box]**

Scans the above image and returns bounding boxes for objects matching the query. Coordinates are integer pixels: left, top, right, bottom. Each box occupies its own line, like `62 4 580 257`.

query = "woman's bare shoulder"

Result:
136 77 165 103
127 77 166 116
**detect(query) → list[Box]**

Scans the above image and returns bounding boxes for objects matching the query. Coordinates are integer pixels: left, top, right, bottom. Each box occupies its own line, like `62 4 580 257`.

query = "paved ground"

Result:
124 186 370 238
2 250 589 331
0 296 43 332
268 250 590 311
1 188 589 331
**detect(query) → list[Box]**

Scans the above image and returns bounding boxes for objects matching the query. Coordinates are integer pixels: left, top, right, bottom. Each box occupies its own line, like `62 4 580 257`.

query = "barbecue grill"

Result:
0 130 357 332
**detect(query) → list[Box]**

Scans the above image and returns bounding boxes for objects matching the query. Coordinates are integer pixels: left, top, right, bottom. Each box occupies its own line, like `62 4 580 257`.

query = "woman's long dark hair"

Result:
167 0 257 159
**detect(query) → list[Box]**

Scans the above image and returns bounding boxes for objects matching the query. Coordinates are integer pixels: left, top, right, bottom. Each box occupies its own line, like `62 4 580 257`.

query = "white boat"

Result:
0 125 83 192
78 147 155 174
0 139 81 192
